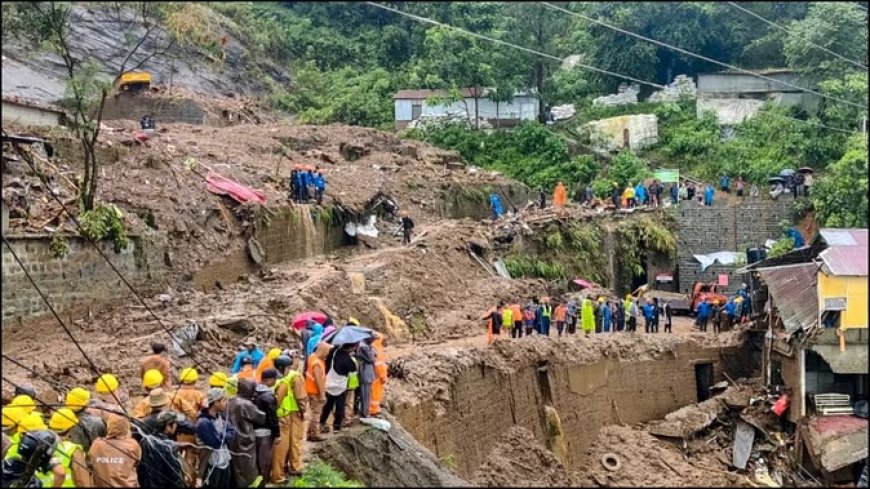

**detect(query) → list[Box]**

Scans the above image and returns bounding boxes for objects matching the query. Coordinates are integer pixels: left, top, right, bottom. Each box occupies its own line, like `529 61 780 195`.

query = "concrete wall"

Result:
395 97 539 123
253 206 348 264
697 72 804 94
2 101 65 127
391 339 752 478
817 274 868 330
100 93 206 125
675 199 794 294
582 114 658 152
1 234 164 325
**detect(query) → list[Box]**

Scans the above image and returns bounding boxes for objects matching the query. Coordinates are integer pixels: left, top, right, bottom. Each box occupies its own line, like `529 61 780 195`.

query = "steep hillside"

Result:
1 3 289 104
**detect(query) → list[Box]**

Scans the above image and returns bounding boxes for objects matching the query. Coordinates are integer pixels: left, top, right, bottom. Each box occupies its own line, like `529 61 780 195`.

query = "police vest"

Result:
501 308 513 327
275 371 302 417
5 432 21 459
347 358 359 390
37 440 80 487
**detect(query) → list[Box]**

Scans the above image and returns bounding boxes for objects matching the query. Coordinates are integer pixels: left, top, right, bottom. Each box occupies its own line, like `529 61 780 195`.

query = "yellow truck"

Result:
116 71 151 93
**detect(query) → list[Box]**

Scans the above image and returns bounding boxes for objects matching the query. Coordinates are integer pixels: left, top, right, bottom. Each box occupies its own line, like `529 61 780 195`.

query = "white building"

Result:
393 88 540 129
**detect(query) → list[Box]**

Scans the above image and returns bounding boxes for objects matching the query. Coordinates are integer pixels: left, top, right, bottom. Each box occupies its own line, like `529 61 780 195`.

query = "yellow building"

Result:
816 229 868 331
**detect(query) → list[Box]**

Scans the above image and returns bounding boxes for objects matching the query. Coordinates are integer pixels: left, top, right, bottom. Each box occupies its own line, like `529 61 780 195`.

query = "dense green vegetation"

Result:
290 461 363 487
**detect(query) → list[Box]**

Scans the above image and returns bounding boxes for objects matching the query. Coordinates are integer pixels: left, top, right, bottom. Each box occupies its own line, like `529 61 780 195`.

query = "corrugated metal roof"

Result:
760 262 819 334
394 88 487 100
818 229 868 276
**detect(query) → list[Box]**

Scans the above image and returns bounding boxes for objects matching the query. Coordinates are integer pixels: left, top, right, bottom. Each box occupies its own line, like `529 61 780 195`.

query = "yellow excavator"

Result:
116 71 151 93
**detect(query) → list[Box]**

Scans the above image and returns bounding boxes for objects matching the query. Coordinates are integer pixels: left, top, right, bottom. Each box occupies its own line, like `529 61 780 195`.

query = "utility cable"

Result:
540 2 868 110
364 2 857 134
364 1 667 90
727 1 868 71
3 235 133 421
3 133 219 378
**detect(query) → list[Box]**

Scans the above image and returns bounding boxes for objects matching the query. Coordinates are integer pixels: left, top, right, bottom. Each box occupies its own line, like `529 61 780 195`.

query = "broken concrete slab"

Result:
802 415 869 473
732 420 755 469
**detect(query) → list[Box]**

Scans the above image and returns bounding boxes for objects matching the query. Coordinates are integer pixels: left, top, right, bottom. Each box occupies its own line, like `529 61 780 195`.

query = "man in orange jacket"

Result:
509 302 524 339
305 342 330 441
369 335 388 416
554 301 568 337
553 181 568 207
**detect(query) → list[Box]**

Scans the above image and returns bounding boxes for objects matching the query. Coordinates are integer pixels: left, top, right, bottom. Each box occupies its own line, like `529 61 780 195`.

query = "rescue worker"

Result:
581 297 595 334
313 169 326 205
305 343 330 441
196 389 235 489
45 408 91 487
13 384 37 400
10 394 36 416
400 210 415 245
499 302 514 339
65 386 107 454
566 299 578 335
553 181 567 207
2 406 25 460
664 300 673 333
538 298 552 337
227 378 265 488
289 164 300 202
369 334 388 417
704 183 715 206
635 181 647 207
253 369 279 481
89 414 141 487
236 356 257 382
306 324 324 359
175 368 206 487
489 193 504 219
232 340 264 373
94 373 127 414
509 301 524 339
628 297 639 333
697 298 711 332
554 300 568 337
270 354 307 483
140 342 172 389
623 184 635 208
737 284 751 323
255 348 282 383
615 300 625 332
208 372 228 390
2 429 65 488
133 370 197 420
7 411 48 461
344 354 361 428
643 299 655 333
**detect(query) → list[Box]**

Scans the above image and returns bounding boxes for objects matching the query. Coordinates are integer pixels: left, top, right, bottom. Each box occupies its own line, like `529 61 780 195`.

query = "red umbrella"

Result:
291 311 328 330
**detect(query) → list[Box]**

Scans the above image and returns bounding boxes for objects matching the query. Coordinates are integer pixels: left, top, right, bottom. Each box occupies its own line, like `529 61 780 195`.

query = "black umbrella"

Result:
798 167 814 174
768 176 785 184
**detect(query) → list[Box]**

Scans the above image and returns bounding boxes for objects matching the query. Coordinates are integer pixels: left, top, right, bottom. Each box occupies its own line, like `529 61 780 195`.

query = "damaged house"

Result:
740 229 868 484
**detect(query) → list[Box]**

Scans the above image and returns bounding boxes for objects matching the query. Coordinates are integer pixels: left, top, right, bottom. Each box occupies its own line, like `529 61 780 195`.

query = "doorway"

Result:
695 363 714 402
623 128 630 149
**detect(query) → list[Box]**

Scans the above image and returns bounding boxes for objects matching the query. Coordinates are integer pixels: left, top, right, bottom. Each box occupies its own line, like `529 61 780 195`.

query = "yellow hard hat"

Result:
2 407 24 428
49 408 78 432
179 367 199 384
17 412 47 433
598 297 605 303
143 369 164 389
208 372 228 388
267 348 282 361
65 387 90 412
348 317 360 326
734 297 744 304
95 374 119 394
10 395 36 414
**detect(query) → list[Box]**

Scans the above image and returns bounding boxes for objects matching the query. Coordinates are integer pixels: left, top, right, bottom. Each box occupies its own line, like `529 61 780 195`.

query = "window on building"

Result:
411 103 422 120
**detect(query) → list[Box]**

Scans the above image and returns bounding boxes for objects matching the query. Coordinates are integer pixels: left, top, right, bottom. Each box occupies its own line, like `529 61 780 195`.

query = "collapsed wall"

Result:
386 331 753 478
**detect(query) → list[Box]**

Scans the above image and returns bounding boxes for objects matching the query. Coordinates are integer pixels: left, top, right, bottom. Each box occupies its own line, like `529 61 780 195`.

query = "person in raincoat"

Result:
634 182 647 207
289 164 301 202
299 320 316 375
642 299 655 333
227 378 266 488
601 300 613 333
231 340 264 373
369 335 388 416
615 300 625 332
306 323 325 359
623 184 635 208
566 299 578 335
553 182 567 207
313 169 326 205
196 389 235 489
523 300 537 337
489 193 504 219
553 301 567 337
581 297 595 334
704 184 715 206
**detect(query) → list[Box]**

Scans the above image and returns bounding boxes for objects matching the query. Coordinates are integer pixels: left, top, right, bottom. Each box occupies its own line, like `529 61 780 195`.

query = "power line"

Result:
540 2 868 110
726 2 868 71
365 2 856 134
3 133 219 377
2 235 133 421
364 1 667 90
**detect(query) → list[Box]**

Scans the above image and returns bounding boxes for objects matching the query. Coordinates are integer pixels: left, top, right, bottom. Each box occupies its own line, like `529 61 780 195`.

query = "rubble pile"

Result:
471 427 584 487
581 379 813 488
592 83 640 107
648 74 698 103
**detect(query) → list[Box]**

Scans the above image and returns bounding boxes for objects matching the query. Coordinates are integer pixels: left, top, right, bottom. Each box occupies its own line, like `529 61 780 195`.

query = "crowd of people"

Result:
2 318 387 488
288 165 327 204
484 285 753 342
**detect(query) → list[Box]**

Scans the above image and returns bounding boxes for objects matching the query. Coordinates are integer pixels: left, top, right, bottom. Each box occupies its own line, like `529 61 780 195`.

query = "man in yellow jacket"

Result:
269 354 308 483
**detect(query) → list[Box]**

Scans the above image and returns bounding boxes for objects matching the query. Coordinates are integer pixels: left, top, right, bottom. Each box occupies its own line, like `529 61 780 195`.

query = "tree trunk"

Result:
474 86 480 130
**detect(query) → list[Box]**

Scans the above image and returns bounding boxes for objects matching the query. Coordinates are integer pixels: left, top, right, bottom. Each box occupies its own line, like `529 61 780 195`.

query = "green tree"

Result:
812 135 868 228
783 2 869 82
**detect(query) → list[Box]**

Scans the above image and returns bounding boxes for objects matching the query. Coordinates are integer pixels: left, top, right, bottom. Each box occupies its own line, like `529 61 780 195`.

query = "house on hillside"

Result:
740 228 867 484
2 96 68 127
696 69 820 130
393 88 539 129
